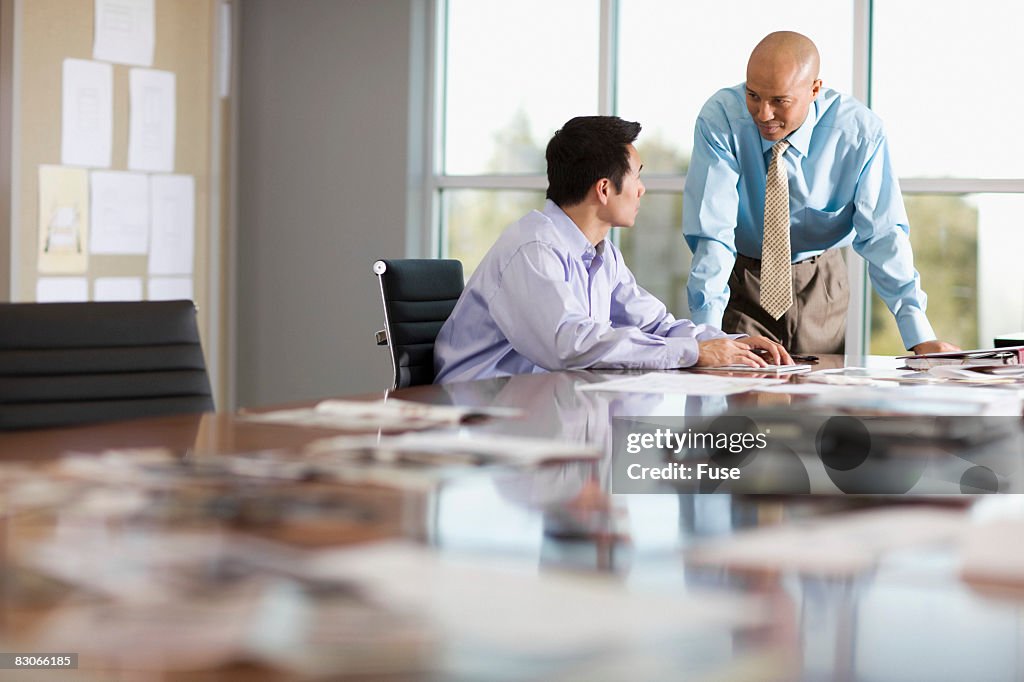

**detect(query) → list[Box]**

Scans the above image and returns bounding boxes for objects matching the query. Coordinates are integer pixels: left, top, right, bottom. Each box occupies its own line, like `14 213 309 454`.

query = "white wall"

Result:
237 0 423 406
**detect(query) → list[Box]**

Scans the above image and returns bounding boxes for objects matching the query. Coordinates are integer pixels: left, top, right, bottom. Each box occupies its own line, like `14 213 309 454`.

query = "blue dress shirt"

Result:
683 83 935 349
435 200 731 384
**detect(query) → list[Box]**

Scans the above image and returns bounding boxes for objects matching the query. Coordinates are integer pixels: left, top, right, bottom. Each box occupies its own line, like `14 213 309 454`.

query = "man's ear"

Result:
811 78 822 100
595 178 611 205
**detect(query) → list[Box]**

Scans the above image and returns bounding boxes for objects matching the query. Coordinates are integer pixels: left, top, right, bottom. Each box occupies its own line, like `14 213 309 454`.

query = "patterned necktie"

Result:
760 139 792 319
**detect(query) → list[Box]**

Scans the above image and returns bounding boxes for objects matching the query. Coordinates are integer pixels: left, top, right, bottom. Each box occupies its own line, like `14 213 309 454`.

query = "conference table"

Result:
1 356 1022 680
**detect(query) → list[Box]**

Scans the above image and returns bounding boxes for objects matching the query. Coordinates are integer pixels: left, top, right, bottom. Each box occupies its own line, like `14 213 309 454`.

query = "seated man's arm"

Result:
606 248 793 366
489 242 702 371
607 248 730 343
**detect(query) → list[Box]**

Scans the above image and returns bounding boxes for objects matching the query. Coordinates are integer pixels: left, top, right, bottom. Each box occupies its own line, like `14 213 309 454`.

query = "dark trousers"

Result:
722 249 849 354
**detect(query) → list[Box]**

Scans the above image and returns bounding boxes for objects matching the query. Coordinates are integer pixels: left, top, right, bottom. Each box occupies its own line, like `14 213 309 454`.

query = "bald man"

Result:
683 31 958 355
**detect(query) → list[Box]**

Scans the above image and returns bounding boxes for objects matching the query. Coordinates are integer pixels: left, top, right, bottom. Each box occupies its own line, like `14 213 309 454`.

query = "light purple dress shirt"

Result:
434 200 733 384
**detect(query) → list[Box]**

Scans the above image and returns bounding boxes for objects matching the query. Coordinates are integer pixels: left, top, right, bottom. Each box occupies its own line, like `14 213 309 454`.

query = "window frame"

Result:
424 0 1024 355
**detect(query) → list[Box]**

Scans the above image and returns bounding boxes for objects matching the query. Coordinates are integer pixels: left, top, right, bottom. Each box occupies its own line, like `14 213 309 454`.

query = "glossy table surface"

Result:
1 356 1022 681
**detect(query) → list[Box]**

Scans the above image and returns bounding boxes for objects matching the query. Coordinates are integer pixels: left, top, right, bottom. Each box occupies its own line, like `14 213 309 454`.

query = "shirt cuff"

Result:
896 310 937 350
665 336 701 368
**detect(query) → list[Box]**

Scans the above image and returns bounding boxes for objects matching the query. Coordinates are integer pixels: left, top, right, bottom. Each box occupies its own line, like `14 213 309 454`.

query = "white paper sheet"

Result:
309 431 599 466
37 277 89 302
812 384 1024 416
244 398 521 433
576 372 787 396
689 507 968 576
94 276 143 301
128 69 176 172
92 0 155 66
90 170 149 254
752 383 870 395
147 277 193 301
61 59 113 168
306 542 766 656
147 174 195 274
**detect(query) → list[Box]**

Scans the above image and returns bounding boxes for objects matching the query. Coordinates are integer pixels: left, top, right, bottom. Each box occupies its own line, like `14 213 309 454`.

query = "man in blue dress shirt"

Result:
434 116 791 384
683 31 958 355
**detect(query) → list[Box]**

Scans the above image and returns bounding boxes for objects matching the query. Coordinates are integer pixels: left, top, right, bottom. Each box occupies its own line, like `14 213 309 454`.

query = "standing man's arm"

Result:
850 133 954 352
683 115 742 330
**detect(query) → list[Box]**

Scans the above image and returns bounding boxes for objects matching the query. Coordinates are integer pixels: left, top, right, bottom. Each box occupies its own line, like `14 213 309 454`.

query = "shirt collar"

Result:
542 199 605 259
758 98 817 158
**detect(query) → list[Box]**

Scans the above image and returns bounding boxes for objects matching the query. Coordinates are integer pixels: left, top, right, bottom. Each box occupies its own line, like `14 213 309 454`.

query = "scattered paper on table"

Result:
961 520 1024 588
306 541 767 655
812 384 1024 416
242 398 521 433
577 372 787 396
38 165 89 273
36 277 89 302
752 382 866 395
309 431 600 467
128 68 176 172
148 174 195 274
61 59 112 167
90 170 149 254
689 507 968 576
92 0 155 66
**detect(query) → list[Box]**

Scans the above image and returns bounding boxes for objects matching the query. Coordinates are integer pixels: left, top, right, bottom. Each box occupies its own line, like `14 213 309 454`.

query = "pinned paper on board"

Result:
128 68 176 172
148 174 195 275
61 59 113 168
38 165 89 273
92 0 155 67
90 170 150 255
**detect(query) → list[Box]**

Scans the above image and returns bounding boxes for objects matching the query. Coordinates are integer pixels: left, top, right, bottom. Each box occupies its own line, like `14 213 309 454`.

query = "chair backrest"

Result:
0 300 215 430
373 258 464 390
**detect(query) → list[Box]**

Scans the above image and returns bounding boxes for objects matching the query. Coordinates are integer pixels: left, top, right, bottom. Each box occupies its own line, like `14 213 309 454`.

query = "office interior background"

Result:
3 0 1023 410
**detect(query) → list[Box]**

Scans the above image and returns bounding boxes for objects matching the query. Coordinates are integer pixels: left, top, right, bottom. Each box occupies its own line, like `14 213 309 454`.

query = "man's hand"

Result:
911 340 961 355
745 336 794 365
696 336 792 367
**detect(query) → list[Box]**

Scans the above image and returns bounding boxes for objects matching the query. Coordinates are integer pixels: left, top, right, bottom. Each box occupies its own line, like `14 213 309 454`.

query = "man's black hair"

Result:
545 116 641 207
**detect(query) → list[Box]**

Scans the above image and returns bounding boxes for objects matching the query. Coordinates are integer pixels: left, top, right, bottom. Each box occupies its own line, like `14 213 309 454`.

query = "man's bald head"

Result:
748 31 820 85
744 31 823 141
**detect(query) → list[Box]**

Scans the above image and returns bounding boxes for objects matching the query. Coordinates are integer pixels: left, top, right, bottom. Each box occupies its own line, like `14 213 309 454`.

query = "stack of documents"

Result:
700 363 812 374
811 384 1024 416
898 345 1024 370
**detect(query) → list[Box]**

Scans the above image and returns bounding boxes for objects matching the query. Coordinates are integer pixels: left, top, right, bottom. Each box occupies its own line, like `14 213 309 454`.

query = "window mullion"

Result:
846 0 872 356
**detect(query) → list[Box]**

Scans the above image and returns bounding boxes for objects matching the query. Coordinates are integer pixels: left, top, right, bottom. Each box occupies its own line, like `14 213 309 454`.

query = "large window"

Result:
868 0 1024 351
432 0 1024 352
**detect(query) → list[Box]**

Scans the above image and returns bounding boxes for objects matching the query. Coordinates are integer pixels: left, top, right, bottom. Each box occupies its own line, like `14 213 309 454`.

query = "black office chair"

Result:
0 300 215 430
373 258 464 390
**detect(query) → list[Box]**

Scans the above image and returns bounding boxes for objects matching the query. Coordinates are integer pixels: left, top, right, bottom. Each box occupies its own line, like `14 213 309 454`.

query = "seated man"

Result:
434 116 791 384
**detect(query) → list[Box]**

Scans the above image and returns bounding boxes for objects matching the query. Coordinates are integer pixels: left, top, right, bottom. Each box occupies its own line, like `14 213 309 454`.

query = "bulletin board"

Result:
8 0 232 401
